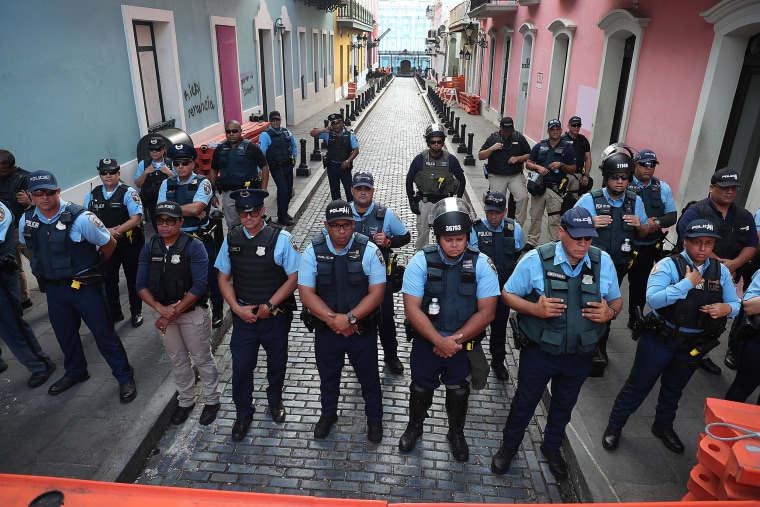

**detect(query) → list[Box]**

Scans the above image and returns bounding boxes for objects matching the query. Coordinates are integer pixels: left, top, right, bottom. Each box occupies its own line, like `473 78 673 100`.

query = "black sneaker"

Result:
384 357 404 374
212 303 223 329
231 416 253 441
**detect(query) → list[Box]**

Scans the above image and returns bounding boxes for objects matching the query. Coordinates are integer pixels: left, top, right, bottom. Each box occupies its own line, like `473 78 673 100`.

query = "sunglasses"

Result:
155 217 179 225
225 129 240 134
328 222 353 231
31 189 57 197
330 120 342 125
638 162 657 168
609 174 630 181
570 236 594 242
569 123 581 128
149 147 163 152
429 139 444 145
236 207 263 218
172 160 193 167
99 170 119 176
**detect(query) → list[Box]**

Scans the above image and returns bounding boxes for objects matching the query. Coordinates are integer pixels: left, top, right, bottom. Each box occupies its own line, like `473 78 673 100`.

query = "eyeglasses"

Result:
172 160 193 167
225 129 240 134
155 217 179 225
31 189 57 197
688 239 716 249
638 162 657 168
609 174 630 181
271 118 281 122
429 139 444 145
149 148 163 152
99 170 118 176
328 222 354 231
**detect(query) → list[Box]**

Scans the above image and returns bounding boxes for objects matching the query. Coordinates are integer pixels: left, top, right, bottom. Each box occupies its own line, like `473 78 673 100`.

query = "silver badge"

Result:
256 246 266 256
582 274 593 285
55 221 66 231
171 254 181 264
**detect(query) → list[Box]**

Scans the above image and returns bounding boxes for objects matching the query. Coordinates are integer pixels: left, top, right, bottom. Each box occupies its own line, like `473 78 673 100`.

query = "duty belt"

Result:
418 193 449 203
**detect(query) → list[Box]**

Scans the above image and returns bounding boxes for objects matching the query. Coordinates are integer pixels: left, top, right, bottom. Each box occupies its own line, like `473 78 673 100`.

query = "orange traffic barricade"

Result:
348 82 356 98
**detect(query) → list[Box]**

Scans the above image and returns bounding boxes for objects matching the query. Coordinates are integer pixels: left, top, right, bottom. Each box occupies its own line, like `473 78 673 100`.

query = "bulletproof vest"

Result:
325 129 354 163
23 203 99 280
217 139 259 187
472 219 517 285
165 174 211 230
561 133 589 172
313 233 370 313
422 245 480 334
694 198 753 260
486 131 523 176
354 203 386 243
519 242 605 354
0 215 16 261
0 168 29 220
414 149 459 196
89 184 130 228
657 255 724 331
628 177 665 244
591 189 637 264
265 127 293 164
227 223 288 304
140 158 171 202
535 139 567 183
147 233 203 308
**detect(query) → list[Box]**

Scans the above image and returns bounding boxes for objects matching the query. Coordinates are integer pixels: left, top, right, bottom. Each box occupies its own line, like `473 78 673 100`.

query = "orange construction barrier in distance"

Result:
348 82 357 98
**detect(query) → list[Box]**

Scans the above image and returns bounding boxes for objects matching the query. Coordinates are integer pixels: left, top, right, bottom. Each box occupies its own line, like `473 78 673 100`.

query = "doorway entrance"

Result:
216 25 242 123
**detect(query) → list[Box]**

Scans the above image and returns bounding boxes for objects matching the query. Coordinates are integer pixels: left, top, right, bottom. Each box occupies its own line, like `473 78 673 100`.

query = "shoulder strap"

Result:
624 189 638 202
536 242 556 261
374 203 386 220
669 254 687 280
353 233 369 246
422 244 438 254
311 233 327 247
591 188 604 199
587 246 601 264
465 245 480 255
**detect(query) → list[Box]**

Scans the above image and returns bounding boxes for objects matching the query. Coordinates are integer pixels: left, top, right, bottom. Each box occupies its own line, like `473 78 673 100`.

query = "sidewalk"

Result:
416 77 739 502
0 79 389 483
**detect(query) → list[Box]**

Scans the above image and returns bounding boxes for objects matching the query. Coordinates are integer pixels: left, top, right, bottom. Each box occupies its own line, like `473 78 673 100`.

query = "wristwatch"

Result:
265 301 277 313
346 312 358 325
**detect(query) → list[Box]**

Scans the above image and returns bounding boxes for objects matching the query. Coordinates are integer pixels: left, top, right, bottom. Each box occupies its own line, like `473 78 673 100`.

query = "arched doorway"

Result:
515 23 536 133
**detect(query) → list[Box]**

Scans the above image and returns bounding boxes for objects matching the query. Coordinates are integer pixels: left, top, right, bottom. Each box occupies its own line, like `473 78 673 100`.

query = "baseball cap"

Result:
683 219 721 239
269 110 281 121
352 171 374 188
711 167 741 187
547 119 562 129
27 170 58 192
155 201 183 219
568 116 582 127
483 191 507 212
635 149 658 164
230 189 269 211
167 143 198 160
325 200 354 222
560 207 598 239
500 117 514 130
97 159 119 172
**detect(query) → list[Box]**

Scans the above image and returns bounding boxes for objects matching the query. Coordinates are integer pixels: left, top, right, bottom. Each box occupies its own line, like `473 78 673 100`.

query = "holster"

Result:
509 317 533 350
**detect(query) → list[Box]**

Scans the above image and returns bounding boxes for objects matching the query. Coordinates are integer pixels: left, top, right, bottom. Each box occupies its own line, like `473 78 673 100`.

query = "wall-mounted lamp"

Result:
274 18 286 39
463 22 488 48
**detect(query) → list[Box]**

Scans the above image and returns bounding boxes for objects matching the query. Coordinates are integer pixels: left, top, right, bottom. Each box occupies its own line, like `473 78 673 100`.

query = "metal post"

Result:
452 117 461 143
297 139 310 176
310 135 322 161
458 124 468 153
321 120 328 149
343 106 352 126
464 132 475 165
446 110 454 132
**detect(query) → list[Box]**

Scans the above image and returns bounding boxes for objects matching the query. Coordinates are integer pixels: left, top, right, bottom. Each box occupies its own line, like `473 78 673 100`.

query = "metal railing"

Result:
337 0 374 27
468 0 518 10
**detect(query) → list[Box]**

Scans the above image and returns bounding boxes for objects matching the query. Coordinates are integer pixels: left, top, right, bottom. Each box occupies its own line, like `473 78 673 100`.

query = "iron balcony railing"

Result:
337 0 374 28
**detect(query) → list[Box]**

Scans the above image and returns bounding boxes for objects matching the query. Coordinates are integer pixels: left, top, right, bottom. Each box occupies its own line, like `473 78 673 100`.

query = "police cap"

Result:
147 137 165 149
568 116 582 127
711 167 741 187
27 170 58 192
327 113 343 123
483 191 507 212
269 110 282 121
231 189 269 212
155 201 183 219
352 171 374 189
561 207 598 239
167 143 197 160
635 149 658 164
547 119 562 130
499 117 514 131
97 159 119 172
326 200 354 222
683 219 721 239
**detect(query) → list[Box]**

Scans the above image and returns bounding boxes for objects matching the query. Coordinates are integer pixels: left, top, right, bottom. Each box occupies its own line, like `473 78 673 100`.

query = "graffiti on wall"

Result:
184 82 216 117
240 72 255 97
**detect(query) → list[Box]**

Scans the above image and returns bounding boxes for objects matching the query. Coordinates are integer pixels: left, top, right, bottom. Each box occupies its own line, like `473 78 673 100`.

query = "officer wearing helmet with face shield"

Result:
573 144 651 366
406 124 466 250
399 197 499 462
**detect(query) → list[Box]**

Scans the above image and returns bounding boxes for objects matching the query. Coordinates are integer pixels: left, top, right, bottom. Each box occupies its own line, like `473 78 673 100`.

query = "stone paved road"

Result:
135 79 570 504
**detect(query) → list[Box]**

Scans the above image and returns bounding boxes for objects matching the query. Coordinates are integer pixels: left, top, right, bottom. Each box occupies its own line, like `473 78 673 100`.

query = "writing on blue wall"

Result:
184 82 215 117
241 72 255 97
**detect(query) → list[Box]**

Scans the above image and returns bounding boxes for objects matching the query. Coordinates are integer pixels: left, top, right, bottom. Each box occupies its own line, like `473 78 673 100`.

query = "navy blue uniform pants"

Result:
230 312 291 420
378 280 398 359
410 335 470 389
0 269 52 373
104 237 143 318
144 200 158 233
502 345 592 451
489 296 509 364
725 337 760 405
608 331 701 429
46 283 133 383
201 237 223 305
270 163 294 220
314 328 382 421
326 162 353 202
628 244 658 318
601 262 630 345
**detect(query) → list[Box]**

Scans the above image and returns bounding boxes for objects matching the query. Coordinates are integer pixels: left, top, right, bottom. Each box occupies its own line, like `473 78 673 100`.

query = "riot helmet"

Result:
424 123 447 145
429 197 475 236
599 143 637 196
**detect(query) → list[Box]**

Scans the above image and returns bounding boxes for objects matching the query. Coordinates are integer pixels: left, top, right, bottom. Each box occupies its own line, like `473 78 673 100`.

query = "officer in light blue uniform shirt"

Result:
258 111 298 225
725 270 760 404
134 136 176 230
309 113 360 201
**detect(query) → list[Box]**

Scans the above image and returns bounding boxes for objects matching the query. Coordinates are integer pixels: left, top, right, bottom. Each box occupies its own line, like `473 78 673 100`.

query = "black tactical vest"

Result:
694 199 753 260
140 159 171 202
657 255 724 331
628 177 665 244
89 184 130 228
486 131 524 176
228 224 288 304
313 233 369 313
535 139 568 183
591 189 637 265
326 130 354 163
265 127 294 164
354 203 386 248
422 245 480 334
0 168 29 221
165 174 211 230
147 233 206 309
472 219 517 285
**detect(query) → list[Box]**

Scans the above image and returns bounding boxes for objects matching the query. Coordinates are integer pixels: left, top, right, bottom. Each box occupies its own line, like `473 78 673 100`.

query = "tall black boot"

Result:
399 382 433 453
445 385 470 461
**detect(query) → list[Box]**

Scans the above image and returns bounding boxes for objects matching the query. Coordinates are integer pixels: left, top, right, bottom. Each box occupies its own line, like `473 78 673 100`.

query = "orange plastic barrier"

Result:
439 76 464 93
458 92 480 115
194 121 270 176
348 82 357 98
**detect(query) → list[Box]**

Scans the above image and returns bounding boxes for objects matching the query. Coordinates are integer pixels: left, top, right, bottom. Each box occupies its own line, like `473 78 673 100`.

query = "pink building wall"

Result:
477 0 719 195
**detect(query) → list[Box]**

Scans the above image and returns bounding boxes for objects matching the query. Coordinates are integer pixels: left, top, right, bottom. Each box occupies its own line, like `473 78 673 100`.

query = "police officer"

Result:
258 111 297 226
626 149 677 328
602 219 740 453
136 201 221 426
677 167 756 375
574 144 651 365
399 198 499 462
216 189 300 441
469 191 524 380
350 171 411 374
524 119 576 249
19 171 136 402
133 136 174 231
477 117 532 227
0 199 56 387
492 207 621 479
309 113 360 202
560 116 592 197
0 149 33 309
725 269 760 404
406 124 466 250
85 159 145 327
209 120 270 228
298 200 385 442
158 143 225 328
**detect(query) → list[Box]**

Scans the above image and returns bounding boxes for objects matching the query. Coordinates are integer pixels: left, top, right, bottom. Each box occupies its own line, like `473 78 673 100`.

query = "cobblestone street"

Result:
135 79 566 503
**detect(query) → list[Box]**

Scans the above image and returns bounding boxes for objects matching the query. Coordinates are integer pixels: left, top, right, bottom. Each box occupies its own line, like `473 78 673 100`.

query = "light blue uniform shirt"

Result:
754 208 760 231
298 233 385 287
631 176 677 245
215 223 301 275
352 202 409 238
259 128 298 158
0 202 12 242
648 252 740 332
157 173 213 231
318 128 360 162
134 159 175 184
469 219 525 251
743 270 760 300
504 242 621 300
83 185 144 217
574 187 650 224
402 247 500 300
18 200 112 247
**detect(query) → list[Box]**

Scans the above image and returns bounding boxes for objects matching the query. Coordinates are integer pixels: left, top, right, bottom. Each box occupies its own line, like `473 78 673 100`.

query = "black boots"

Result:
398 382 433 453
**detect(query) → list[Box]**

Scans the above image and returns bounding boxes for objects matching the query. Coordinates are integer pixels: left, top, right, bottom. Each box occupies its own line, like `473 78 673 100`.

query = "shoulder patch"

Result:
0 207 5 223
392 209 401 221
650 262 662 275
289 237 299 252
202 179 212 196
88 214 106 229
130 191 142 205
375 248 385 266
486 257 498 275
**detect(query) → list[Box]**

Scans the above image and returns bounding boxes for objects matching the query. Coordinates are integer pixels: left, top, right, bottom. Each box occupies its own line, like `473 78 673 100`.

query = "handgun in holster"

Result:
300 308 315 332
404 318 420 342
508 317 531 350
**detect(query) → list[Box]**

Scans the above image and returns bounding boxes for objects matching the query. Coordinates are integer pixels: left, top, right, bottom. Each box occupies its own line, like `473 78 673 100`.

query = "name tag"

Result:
546 271 567 281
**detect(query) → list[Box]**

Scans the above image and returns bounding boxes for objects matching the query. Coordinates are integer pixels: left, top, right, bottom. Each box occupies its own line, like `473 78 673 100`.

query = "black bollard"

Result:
464 132 476 166
343 105 352 126
354 98 361 115
310 134 322 161
452 117 461 143
446 110 454 132
321 120 328 149
297 139 310 176
349 101 356 121
458 124 468 153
